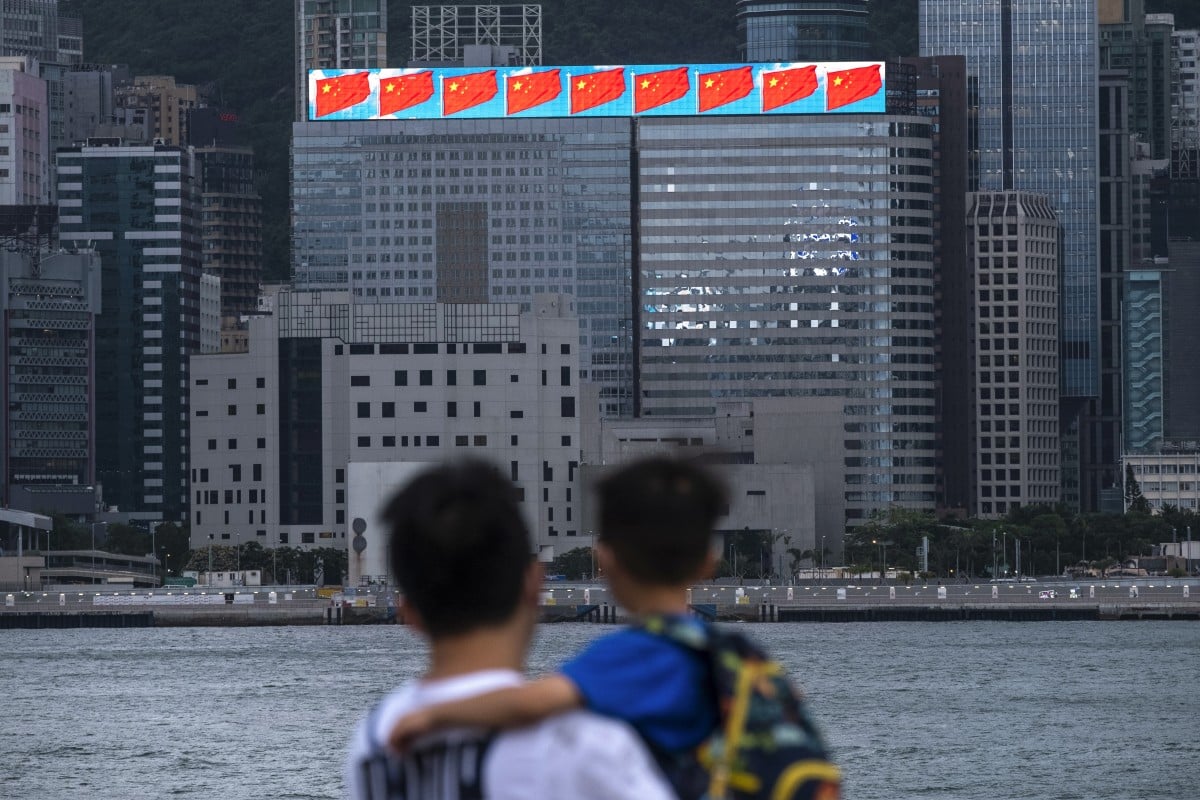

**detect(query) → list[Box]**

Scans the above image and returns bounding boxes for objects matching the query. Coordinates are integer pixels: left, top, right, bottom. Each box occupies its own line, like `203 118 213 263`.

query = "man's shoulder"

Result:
486 712 673 799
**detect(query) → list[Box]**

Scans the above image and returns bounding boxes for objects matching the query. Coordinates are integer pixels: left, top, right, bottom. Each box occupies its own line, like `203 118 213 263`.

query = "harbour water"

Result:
1 621 1196 799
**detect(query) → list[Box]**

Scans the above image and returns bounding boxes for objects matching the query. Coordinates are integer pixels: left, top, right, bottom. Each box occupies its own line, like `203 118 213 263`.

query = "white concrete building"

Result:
1123 447 1200 512
0 56 47 204
189 290 582 565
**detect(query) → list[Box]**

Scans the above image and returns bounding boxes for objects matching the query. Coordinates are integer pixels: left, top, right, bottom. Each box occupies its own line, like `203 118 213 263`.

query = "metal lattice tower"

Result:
411 5 542 66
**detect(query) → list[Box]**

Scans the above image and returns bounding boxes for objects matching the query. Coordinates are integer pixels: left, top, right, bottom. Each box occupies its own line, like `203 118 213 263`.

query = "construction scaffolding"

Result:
411 4 542 66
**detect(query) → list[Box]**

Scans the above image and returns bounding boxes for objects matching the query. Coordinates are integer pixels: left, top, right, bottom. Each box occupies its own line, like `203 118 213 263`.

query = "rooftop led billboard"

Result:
307 61 886 121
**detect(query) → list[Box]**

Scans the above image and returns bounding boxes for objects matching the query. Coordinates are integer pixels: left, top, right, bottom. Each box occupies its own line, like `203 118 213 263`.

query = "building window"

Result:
357 436 370 447
228 439 237 449
357 402 370 418
414 401 427 412
473 369 486 386
351 375 370 386
227 404 237 416
510 410 523 418
257 437 266 449
561 397 575 418
427 435 440 446
256 404 265 415
394 370 408 386
253 464 262 481
419 370 433 386
382 401 395 417
561 435 571 446
383 435 396 447
302 532 315 544
456 435 468 446
447 370 457 386
256 377 265 388
447 401 457 417
228 378 237 389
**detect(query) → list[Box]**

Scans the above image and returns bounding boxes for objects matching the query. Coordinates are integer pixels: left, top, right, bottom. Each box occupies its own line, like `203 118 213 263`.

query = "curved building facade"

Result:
736 1 872 63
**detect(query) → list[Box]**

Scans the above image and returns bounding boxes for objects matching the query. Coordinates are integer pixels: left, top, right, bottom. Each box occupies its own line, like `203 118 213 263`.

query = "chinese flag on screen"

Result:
697 65 754 113
825 64 882 111
507 69 562 115
442 70 498 115
570 68 626 114
635 66 690 113
379 71 435 116
761 65 818 112
314 72 371 117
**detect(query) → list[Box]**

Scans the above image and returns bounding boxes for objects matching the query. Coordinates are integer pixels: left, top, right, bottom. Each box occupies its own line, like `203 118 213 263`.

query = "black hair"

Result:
596 457 728 585
382 459 532 637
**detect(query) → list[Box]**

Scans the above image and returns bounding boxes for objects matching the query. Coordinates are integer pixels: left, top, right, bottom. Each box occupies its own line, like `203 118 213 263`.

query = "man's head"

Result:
382 459 533 638
596 457 728 587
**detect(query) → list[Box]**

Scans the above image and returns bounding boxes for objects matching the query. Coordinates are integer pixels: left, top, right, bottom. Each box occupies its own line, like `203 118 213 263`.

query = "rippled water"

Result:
1 622 1196 799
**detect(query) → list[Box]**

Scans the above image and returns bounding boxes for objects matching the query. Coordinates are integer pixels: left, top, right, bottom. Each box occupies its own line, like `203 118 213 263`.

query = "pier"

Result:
2 579 1198 626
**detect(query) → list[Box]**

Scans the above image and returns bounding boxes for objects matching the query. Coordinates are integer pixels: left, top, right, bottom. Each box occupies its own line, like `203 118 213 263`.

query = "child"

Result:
388 455 728 758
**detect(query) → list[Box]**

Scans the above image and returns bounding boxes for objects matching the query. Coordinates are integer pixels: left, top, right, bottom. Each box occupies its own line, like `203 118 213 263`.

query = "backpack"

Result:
354 701 496 800
639 615 842 800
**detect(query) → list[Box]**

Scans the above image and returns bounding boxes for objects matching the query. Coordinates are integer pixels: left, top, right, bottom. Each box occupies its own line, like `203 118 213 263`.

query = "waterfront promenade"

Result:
2 578 1198 627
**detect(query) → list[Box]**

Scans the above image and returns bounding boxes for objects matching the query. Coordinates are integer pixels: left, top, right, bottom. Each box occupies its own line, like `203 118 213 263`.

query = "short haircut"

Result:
382 459 532 637
596 457 728 585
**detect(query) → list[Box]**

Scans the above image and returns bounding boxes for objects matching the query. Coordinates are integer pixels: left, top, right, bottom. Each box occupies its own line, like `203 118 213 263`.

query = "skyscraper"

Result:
0 240 100 514
0 56 48 204
295 0 387 121
56 144 202 521
736 0 871 63
921 0 1099 509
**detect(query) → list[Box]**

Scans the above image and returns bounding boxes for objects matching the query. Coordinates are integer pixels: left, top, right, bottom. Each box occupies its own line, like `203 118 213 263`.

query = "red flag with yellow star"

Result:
697 65 754 113
570 68 626 114
634 66 690 113
506 69 562 115
314 72 371 117
442 70 498 116
761 66 818 112
378 71 435 116
825 64 882 111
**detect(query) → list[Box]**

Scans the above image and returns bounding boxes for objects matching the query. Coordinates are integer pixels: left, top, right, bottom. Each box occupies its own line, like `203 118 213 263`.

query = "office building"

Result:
736 0 871 63
114 75 198 146
291 116 636 417
921 0 1099 510
56 144 203 521
1123 267 1164 453
0 241 100 514
1099 1 1174 161
195 146 262 317
1173 28 1200 158
965 191 1061 517
295 0 387 121
188 291 581 560
0 56 47 204
635 112 939 526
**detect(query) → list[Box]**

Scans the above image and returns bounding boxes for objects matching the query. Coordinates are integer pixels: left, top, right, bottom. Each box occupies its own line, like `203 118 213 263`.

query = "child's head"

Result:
596 457 728 587
383 459 533 638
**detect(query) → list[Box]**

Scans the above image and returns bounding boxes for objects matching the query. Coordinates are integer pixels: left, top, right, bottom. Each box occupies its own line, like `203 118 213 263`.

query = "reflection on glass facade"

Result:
737 0 872 63
1123 270 1164 454
636 116 938 521
921 0 1099 399
290 119 635 416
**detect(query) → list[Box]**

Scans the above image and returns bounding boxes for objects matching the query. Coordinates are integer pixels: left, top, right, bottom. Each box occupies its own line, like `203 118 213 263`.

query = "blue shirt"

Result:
560 619 716 753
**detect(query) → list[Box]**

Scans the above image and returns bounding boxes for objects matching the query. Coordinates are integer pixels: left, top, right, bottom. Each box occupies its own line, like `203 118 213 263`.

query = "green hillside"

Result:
62 0 1200 279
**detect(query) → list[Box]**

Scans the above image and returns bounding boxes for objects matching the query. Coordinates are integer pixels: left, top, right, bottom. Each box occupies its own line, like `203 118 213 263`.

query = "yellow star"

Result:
705 78 715 88
514 80 523 91
769 77 779 87
641 79 651 89
322 84 331 93
384 82 395 93
577 79 586 90
834 76 844 86
449 81 459 92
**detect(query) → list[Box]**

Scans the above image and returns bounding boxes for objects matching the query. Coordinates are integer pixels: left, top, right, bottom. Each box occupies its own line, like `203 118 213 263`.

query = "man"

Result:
344 459 674 800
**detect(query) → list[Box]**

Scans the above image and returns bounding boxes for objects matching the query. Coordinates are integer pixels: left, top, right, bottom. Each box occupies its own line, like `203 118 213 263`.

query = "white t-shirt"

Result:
344 669 675 800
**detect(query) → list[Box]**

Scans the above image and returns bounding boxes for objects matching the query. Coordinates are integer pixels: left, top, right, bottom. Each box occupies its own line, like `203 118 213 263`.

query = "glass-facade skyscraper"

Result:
636 114 939 523
736 0 872 63
920 0 1099 401
57 145 202 521
291 118 636 417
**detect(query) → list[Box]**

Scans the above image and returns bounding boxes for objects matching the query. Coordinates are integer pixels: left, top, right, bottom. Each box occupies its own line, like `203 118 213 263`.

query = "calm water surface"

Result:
1 622 1196 799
